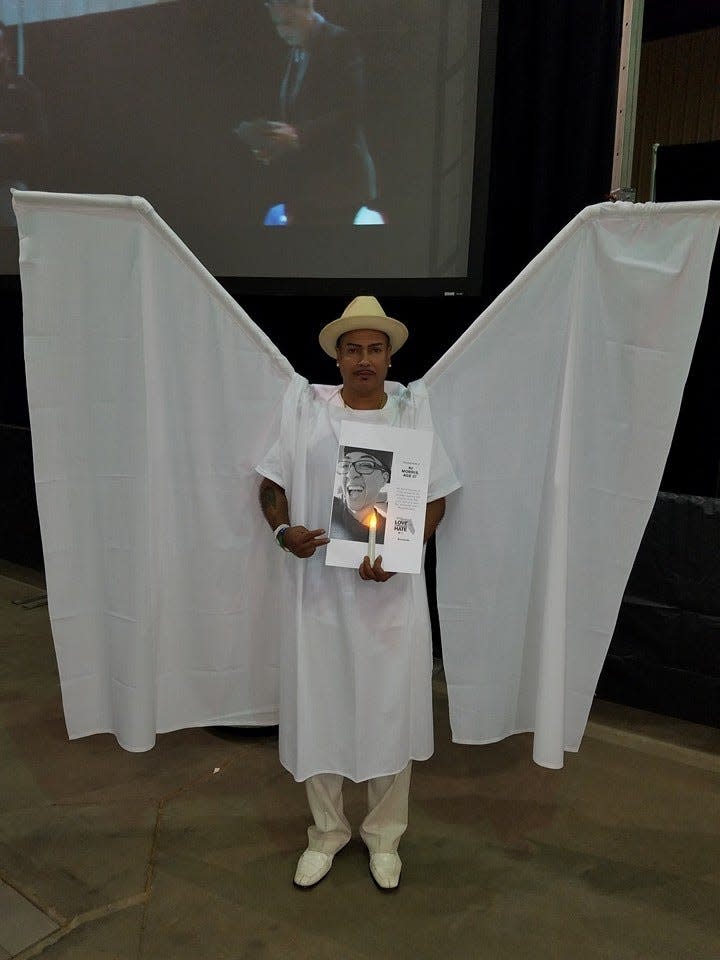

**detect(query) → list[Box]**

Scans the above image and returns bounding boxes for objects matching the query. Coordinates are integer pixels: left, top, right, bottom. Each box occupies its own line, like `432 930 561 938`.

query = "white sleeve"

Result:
256 438 285 488
407 379 461 502
255 373 310 496
427 430 461 502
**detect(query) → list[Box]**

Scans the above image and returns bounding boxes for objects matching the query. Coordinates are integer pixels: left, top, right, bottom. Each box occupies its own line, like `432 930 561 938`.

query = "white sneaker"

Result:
369 852 402 890
293 849 334 888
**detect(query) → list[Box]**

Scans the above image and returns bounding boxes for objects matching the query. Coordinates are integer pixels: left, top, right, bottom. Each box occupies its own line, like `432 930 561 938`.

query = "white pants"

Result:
304 762 412 856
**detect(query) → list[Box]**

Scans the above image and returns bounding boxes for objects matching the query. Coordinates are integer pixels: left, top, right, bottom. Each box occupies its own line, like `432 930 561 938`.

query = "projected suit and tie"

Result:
234 0 377 226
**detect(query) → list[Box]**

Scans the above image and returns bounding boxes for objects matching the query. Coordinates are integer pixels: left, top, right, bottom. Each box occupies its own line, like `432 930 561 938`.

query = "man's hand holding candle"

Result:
358 555 395 582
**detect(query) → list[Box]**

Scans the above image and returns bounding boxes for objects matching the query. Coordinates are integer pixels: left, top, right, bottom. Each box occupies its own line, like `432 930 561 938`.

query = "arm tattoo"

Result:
260 485 276 511
259 479 289 529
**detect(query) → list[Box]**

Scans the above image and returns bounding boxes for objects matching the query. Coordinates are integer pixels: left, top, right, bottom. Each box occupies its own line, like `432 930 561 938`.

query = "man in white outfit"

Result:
257 297 459 889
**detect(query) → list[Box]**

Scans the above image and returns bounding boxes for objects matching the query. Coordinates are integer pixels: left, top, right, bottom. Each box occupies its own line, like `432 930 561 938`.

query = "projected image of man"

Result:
0 21 45 226
234 1 376 225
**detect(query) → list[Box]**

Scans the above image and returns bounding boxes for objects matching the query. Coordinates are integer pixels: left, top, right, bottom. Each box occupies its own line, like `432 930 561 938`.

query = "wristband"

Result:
273 523 291 551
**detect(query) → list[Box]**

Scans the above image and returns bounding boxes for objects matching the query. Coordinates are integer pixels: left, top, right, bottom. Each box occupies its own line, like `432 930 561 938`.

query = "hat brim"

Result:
319 314 409 358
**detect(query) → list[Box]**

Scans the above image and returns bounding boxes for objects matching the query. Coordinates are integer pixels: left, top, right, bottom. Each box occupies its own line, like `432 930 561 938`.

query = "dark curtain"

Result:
655 142 720 498
480 0 623 305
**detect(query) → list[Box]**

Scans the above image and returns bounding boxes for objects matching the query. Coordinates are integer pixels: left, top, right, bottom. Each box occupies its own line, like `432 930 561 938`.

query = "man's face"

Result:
339 452 389 514
336 329 391 397
0 30 10 74
265 0 313 47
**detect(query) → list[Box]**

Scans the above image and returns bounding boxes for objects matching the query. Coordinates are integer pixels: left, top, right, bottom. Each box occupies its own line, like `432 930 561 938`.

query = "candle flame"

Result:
368 510 377 530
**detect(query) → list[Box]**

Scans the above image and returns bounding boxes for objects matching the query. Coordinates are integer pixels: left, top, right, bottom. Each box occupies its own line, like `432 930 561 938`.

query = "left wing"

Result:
15 191 294 751
424 201 720 768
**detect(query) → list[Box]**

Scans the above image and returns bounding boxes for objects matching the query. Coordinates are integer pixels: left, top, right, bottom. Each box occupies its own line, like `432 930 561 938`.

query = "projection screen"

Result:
0 0 494 281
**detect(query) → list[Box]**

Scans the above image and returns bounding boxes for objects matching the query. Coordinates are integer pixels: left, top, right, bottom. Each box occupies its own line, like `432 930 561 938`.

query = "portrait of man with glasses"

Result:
330 446 393 543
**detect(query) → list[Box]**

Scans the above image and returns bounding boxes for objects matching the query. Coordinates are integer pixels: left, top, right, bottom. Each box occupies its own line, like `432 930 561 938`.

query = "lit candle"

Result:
368 509 377 564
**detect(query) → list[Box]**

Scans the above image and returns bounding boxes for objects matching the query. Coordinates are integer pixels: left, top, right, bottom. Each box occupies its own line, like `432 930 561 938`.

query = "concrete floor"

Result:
1 566 719 960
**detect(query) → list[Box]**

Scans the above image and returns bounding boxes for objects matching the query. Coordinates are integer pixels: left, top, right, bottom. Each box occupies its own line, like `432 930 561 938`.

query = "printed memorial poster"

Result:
325 421 433 574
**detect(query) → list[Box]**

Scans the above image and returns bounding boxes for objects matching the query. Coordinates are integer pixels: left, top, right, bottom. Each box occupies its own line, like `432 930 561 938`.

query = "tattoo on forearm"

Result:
259 480 289 528
260 485 276 512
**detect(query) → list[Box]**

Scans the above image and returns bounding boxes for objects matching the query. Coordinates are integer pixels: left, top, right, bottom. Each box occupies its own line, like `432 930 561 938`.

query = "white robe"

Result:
257 378 460 782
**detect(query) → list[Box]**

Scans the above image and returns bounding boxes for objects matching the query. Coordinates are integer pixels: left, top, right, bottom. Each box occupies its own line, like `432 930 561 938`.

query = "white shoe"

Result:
293 849 334 888
369 852 402 890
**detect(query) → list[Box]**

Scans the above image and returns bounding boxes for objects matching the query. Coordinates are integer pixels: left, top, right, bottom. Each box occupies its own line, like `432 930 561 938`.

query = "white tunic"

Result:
257 377 460 782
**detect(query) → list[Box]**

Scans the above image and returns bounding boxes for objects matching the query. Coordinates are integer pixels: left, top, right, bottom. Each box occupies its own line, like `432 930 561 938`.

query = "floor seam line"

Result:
11 893 149 960
0 874 65 927
137 799 163 958
136 755 242 956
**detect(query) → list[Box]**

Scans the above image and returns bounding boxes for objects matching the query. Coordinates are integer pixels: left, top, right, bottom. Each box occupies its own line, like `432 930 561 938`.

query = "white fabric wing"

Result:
15 191 293 751
425 201 720 768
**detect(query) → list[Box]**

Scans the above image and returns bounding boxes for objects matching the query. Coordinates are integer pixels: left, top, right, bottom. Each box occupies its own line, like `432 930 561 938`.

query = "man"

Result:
0 21 45 226
257 296 459 889
235 0 376 224
330 447 391 543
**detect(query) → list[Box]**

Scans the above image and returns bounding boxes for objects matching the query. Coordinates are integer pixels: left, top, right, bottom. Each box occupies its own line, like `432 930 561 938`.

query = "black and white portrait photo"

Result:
330 445 393 543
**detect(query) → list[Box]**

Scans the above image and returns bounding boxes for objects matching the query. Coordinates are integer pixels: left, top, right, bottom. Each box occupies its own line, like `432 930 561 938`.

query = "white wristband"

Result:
273 523 291 550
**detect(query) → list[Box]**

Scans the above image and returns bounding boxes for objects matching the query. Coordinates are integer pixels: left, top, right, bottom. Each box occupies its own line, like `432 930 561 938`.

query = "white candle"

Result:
368 510 377 564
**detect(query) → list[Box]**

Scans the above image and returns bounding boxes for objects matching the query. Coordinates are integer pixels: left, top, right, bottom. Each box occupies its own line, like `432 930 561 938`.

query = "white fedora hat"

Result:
318 296 409 358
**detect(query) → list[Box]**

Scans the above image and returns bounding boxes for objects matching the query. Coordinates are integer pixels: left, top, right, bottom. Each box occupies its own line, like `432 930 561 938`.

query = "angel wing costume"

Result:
13 191 720 776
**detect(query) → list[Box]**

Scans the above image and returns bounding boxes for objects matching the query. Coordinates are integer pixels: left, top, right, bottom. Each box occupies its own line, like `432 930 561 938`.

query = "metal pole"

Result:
611 0 644 196
17 0 25 76
649 142 659 201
